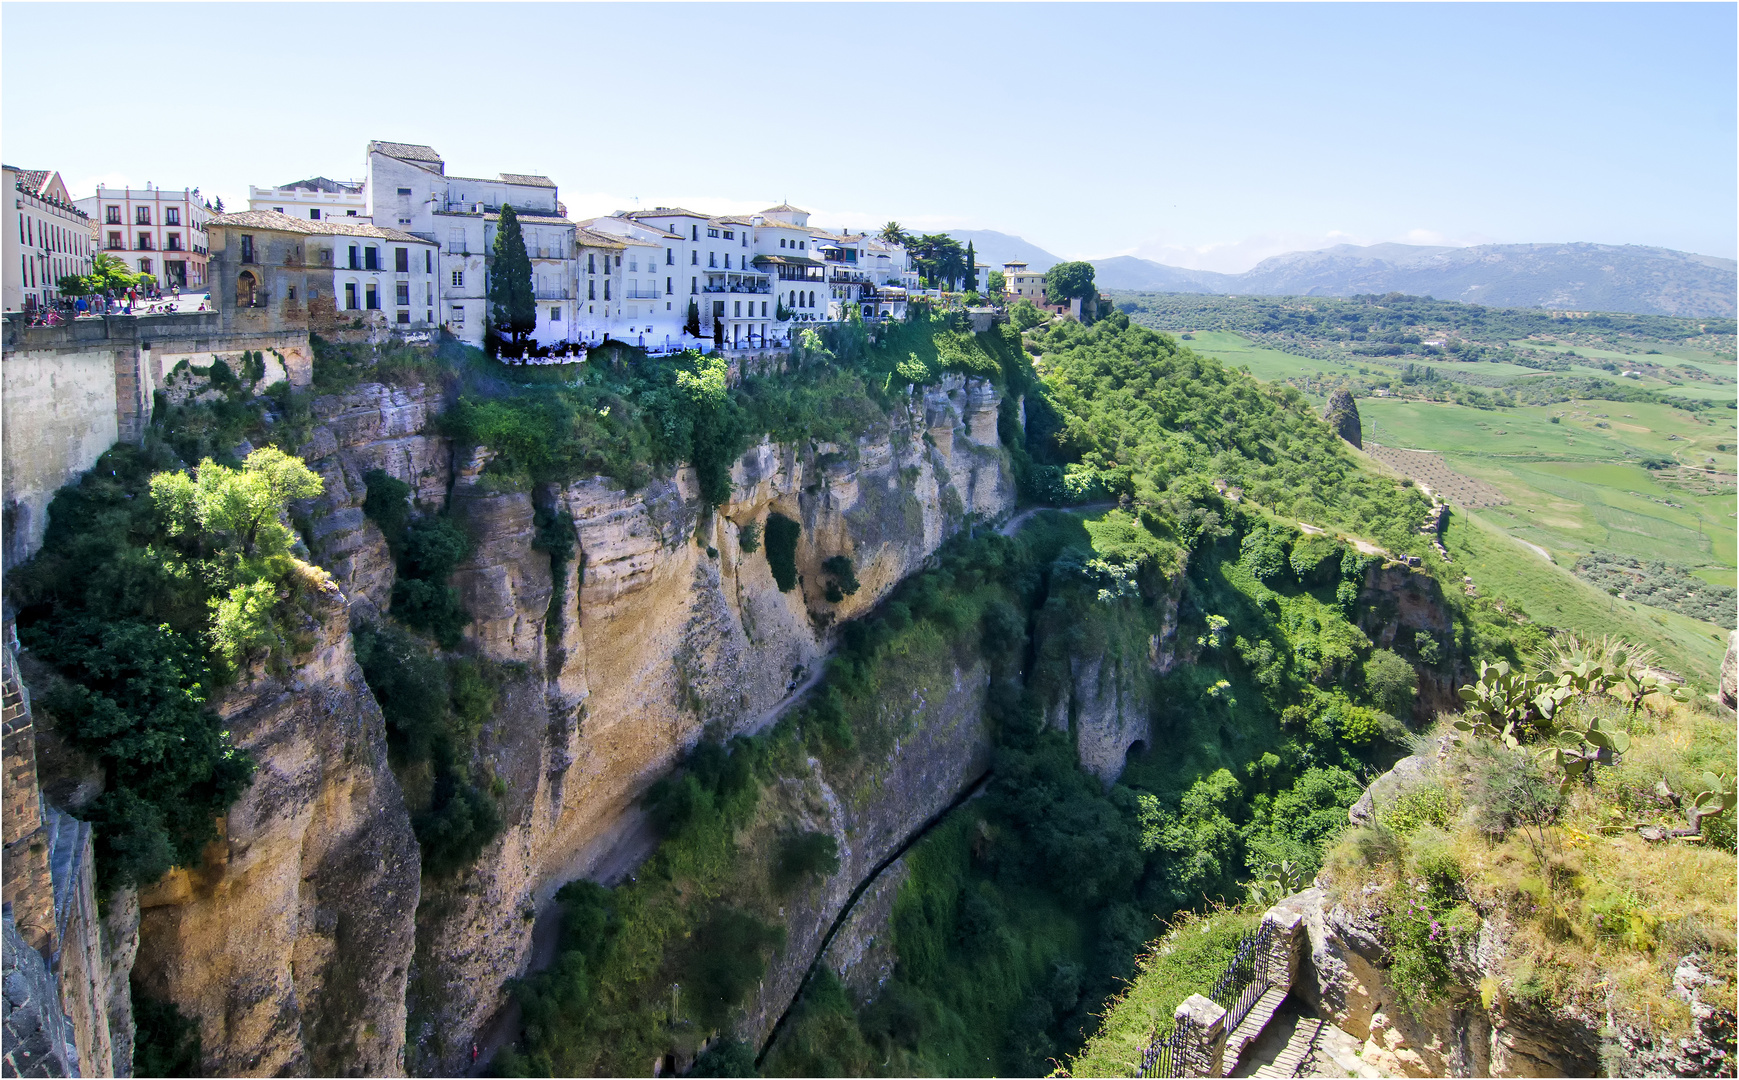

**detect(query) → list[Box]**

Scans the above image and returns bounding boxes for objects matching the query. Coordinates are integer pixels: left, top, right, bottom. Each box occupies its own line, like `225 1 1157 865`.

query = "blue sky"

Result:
4 3 1733 271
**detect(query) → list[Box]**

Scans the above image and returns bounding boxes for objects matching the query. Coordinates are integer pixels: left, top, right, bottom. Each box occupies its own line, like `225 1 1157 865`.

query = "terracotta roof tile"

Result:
206 209 430 243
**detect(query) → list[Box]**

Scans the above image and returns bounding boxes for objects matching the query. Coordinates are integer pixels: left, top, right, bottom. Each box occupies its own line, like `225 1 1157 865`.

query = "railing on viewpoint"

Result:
1134 919 1276 1078
1211 918 1275 1037
1136 1025 1185 1078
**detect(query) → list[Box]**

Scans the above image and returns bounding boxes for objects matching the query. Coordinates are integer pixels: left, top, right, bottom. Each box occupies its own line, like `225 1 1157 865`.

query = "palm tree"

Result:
879 221 910 248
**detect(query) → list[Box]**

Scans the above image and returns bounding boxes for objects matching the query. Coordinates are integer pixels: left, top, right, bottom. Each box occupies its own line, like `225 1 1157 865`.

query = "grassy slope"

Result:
1442 510 1726 685
1176 331 1732 684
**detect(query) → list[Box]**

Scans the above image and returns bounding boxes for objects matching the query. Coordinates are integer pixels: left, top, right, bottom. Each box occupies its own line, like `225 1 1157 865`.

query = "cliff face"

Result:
1358 562 1461 720
129 579 421 1077
402 374 1013 1073
254 374 1012 1074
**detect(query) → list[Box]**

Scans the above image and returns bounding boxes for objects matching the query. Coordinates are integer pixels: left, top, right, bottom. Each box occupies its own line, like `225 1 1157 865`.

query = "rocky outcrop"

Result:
820 858 909 1008
1324 389 1363 449
1358 563 1459 720
130 581 421 1077
1720 630 1736 711
3 913 77 1078
1278 887 1606 1078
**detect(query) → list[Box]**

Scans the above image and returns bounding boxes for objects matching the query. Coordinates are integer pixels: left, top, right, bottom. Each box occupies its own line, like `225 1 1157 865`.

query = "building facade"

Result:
205 210 438 334
248 177 368 223
1003 260 1046 301
73 184 212 290
365 140 578 347
4 167 93 312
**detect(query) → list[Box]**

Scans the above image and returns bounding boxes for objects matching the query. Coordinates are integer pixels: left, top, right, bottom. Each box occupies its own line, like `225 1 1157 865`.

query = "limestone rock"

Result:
131 585 421 1077
1347 754 1437 826
1324 389 1363 449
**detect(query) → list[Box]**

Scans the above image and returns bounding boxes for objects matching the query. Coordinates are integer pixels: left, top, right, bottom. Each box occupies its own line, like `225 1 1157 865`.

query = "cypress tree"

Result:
489 204 537 356
966 240 978 293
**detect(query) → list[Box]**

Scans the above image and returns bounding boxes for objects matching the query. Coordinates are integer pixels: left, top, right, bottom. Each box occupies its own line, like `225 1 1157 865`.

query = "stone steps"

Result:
1226 986 1289 1072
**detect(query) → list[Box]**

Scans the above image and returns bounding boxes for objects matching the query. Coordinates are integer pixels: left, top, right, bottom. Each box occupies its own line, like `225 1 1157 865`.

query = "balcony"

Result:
534 288 571 300
136 239 155 251
623 286 659 300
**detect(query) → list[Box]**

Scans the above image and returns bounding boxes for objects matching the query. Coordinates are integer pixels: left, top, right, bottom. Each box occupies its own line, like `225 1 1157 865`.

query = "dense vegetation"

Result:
487 308 1547 1076
1572 552 1737 628
1114 292 1736 411
9 419 326 889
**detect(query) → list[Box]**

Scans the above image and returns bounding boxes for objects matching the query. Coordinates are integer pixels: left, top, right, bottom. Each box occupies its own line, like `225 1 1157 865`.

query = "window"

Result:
734 301 741 317
395 247 409 272
365 246 380 270
140 258 152 274
425 249 432 273
346 210 358 217
287 286 297 301
366 283 379 310
629 257 638 272
451 269 465 288
397 187 412 197
761 301 768 317
166 208 180 226
397 311 411 324
780 238 787 248
588 280 595 300
396 282 410 306
691 276 697 294
666 248 673 265
166 233 182 251
426 284 434 304
345 283 358 309
707 228 719 238
587 253 595 273
666 276 672 294
447 228 465 254
550 307 561 322
107 231 122 250
723 230 734 240
310 209 321 220
691 224 698 240
273 207 284 214
724 254 730 269
105 206 121 224
137 232 154 250
136 207 151 225
451 304 465 325
320 247 332 265
349 245 361 269
604 281 610 300
691 250 697 265
240 235 255 263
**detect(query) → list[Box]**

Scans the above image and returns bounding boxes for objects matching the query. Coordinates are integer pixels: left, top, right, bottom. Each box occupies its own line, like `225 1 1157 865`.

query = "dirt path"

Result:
997 501 1117 537
1514 535 1555 563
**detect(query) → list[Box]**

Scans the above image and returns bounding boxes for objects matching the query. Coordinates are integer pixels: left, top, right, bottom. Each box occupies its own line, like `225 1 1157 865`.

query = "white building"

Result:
248 177 368 223
365 140 577 347
73 183 212 290
4 166 93 312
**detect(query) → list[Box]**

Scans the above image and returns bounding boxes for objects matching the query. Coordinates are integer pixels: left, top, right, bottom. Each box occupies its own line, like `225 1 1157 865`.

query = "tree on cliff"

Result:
966 240 979 293
1045 261 1097 306
488 204 537 357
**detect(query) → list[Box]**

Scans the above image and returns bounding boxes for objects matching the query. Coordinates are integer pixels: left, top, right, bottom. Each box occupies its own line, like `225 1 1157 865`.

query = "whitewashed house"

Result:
365 140 578 347
248 177 367 223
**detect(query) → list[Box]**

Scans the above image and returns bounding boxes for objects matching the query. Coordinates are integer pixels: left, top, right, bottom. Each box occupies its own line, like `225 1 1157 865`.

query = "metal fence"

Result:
1212 918 1276 1037
1133 919 1277 1077
1136 1023 1186 1078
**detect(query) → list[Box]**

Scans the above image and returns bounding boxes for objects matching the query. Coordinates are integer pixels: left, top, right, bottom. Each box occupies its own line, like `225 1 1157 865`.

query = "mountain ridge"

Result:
948 230 1738 317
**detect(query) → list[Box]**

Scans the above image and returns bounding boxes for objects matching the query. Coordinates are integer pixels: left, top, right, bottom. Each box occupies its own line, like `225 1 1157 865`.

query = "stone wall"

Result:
1 311 312 569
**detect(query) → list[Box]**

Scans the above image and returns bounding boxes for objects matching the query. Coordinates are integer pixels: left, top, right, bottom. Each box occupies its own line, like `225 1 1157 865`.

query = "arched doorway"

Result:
236 271 257 307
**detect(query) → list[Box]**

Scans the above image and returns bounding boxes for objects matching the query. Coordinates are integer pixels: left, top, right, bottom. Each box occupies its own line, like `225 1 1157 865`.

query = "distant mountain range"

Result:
948 230 1737 318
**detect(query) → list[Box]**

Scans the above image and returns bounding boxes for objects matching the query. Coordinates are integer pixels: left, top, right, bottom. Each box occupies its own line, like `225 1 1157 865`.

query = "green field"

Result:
1180 330 1736 682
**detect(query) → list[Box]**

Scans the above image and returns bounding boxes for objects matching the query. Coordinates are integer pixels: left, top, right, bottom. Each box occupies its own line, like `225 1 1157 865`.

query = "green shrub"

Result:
362 469 413 542
821 555 860 604
737 521 760 554
132 983 203 1077
682 906 787 1029
1380 786 1457 836
1364 649 1418 718
773 830 840 894
765 513 800 592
